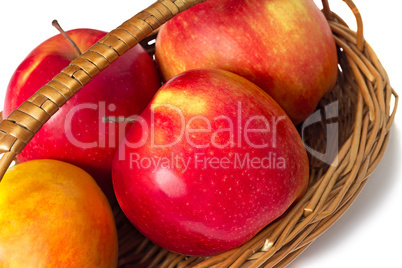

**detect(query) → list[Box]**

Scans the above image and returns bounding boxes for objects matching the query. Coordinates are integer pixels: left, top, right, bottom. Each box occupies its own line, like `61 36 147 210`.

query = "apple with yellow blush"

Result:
155 0 338 124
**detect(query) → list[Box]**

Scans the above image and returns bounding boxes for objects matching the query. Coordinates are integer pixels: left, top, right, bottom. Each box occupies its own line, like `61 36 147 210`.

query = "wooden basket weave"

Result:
0 0 398 267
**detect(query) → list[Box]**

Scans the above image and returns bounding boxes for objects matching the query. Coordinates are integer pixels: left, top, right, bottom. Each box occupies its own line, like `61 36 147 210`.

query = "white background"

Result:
0 1 401 267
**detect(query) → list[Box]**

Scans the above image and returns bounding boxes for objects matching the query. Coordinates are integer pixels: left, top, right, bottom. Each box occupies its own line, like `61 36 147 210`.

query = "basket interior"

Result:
111 9 397 265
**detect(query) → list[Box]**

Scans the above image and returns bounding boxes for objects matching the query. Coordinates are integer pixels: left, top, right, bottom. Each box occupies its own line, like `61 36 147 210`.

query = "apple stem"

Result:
102 117 135 123
52 20 82 56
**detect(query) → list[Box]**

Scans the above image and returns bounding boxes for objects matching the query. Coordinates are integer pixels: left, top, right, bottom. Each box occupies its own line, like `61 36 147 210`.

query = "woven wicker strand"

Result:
0 0 398 267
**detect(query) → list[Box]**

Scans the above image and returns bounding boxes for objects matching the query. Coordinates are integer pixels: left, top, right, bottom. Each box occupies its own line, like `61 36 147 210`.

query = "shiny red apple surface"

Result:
113 69 309 256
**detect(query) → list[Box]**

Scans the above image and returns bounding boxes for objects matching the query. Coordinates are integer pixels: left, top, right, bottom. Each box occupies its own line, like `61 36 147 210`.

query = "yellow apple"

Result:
0 159 118 267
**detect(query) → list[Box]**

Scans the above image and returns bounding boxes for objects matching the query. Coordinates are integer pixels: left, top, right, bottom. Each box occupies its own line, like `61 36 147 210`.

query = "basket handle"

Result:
0 0 207 181
322 0 364 51
0 0 365 181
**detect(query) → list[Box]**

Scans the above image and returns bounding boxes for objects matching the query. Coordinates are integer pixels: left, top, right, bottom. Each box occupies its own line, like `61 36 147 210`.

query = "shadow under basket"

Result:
0 0 398 267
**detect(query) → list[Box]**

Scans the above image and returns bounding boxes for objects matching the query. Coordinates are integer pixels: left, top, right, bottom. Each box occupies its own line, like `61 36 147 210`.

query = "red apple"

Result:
112 69 309 256
3 28 161 199
155 0 338 125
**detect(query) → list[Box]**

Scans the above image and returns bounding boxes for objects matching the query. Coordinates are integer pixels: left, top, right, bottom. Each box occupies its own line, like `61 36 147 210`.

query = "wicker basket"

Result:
0 0 398 267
